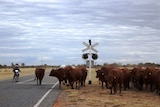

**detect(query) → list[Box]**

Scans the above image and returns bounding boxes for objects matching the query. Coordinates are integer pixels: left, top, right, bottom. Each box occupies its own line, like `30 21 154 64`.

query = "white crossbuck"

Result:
82 42 98 53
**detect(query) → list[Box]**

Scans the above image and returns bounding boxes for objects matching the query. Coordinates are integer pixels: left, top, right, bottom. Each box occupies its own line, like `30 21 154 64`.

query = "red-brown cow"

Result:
144 67 159 92
77 66 87 87
64 65 74 86
96 66 114 89
49 68 67 88
155 70 160 95
35 68 45 85
65 66 85 89
105 68 123 94
121 68 131 90
131 67 144 90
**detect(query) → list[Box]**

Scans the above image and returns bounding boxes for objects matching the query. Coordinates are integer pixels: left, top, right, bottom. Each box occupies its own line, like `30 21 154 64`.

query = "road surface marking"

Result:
17 82 54 85
16 78 34 84
33 81 59 107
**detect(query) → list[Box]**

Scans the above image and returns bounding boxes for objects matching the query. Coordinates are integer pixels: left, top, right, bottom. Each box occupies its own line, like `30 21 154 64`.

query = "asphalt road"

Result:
0 72 61 107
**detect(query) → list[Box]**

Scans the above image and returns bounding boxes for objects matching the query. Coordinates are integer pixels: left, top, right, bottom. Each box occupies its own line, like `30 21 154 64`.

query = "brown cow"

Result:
105 68 123 94
64 65 74 86
35 68 45 85
155 70 160 95
49 68 67 88
96 66 114 89
77 66 87 87
131 67 144 90
65 66 84 89
121 68 131 90
144 67 159 92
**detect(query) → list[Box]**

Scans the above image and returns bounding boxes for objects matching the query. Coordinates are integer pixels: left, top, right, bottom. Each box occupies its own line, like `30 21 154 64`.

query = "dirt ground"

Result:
53 69 160 107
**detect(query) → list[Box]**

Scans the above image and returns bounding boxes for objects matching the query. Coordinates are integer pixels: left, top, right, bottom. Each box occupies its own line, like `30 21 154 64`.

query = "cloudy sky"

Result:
0 0 160 66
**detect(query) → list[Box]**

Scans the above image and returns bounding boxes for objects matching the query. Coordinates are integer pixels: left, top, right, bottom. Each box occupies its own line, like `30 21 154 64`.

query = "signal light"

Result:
82 53 88 60
92 53 98 60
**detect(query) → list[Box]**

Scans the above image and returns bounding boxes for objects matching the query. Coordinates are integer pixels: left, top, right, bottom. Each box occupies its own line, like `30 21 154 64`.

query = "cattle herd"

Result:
35 65 160 96
96 66 160 95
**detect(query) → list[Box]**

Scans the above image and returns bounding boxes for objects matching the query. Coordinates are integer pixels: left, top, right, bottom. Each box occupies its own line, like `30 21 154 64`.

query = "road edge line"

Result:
16 78 34 84
33 81 59 107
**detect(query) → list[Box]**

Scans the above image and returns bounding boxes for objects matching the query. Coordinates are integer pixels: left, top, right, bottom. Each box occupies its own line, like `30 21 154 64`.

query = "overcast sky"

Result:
0 0 160 66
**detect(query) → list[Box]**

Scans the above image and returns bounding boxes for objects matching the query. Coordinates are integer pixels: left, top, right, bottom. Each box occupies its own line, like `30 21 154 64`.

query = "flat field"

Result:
53 68 160 107
0 68 36 81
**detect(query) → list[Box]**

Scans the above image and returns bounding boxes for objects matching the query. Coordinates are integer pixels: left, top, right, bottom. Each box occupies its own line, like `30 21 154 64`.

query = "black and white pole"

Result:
82 39 98 85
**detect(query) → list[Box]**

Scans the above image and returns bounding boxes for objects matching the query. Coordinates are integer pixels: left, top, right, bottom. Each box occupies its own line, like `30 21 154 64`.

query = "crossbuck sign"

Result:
82 40 98 84
82 42 98 53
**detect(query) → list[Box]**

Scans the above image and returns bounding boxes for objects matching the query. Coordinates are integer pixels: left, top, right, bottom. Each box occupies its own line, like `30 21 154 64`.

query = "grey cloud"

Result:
0 0 159 65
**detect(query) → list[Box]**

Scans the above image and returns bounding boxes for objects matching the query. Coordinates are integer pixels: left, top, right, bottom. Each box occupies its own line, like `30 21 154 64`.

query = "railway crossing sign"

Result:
82 39 98 85
82 42 98 53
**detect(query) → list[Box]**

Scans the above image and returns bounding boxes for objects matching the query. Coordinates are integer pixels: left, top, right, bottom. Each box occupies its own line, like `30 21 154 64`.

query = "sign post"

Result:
82 39 98 85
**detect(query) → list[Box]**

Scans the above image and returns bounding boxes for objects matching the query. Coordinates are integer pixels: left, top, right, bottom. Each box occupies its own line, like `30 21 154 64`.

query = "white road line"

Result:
16 78 35 84
33 81 59 107
17 82 54 85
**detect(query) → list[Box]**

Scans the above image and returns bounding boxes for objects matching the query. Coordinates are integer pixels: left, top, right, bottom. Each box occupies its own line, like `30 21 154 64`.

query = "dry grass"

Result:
0 68 37 81
53 68 160 107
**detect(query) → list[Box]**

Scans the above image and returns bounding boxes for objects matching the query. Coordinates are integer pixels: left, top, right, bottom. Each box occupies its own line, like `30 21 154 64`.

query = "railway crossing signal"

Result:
82 42 98 53
82 39 98 85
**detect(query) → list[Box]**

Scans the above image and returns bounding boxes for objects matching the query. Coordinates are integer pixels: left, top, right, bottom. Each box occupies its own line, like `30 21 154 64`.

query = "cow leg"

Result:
70 82 74 89
119 83 122 94
65 79 70 87
59 80 61 89
150 83 153 92
101 81 104 89
114 84 118 94
114 86 116 94
68 80 74 89
77 81 81 89
137 78 143 91
80 80 83 87
110 87 113 94
37 79 39 85
76 81 78 89
40 80 42 85
123 82 127 91
83 80 86 87
127 80 130 89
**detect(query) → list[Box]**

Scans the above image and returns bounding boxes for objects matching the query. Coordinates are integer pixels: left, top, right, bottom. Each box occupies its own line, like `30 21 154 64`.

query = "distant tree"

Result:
3 65 7 68
0 64 2 68
11 63 14 68
110 63 122 67
21 63 25 67
138 63 144 66
103 63 109 66
144 62 155 67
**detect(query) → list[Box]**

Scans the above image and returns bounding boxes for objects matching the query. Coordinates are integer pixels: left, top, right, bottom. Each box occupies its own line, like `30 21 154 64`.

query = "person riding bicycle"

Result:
13 64 21 82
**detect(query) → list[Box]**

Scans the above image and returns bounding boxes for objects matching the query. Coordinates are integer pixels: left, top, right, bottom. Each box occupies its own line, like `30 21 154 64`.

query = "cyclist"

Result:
13 64 21 82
